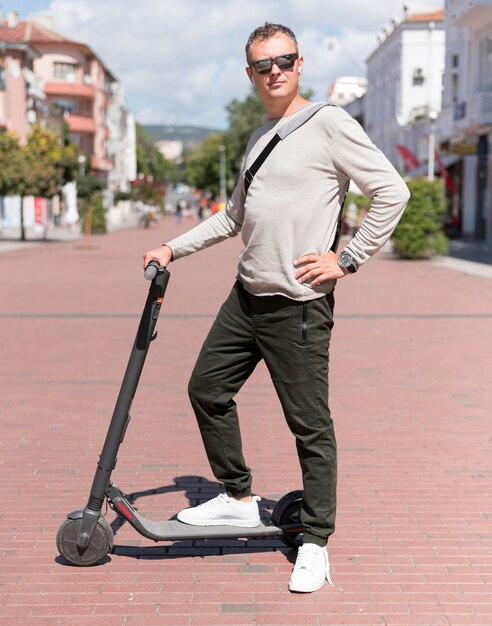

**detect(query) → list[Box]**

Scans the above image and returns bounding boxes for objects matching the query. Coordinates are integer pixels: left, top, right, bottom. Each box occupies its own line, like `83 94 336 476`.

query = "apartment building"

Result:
0 11 137 231
0 13 137 185
0 11 52 143
365 9 446 166
439 0 492 242
26 16 115 178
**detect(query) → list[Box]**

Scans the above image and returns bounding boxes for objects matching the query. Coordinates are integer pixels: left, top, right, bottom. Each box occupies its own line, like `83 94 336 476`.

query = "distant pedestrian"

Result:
175 199 186 224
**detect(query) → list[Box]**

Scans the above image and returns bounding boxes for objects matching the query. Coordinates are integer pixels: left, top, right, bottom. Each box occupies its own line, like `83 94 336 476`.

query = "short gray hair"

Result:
245 22 298 63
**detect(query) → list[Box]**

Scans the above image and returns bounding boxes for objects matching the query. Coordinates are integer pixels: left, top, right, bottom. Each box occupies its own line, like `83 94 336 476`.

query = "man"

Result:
144 22 409 593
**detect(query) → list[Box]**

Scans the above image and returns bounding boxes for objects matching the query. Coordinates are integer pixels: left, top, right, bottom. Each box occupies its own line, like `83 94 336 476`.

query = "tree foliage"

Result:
185 132 232 196
0 131 24 197
0 125 79 239
136 123 176 184
392 178 448 259
0 125 78 198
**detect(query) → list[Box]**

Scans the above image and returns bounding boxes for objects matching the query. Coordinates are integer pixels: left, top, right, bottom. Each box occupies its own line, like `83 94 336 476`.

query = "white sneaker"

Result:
177 493 261 527
288 543 334 593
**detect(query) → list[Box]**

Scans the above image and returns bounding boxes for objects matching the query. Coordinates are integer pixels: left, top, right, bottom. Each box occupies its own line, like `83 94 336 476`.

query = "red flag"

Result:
434 150 457 194
396 145 420 172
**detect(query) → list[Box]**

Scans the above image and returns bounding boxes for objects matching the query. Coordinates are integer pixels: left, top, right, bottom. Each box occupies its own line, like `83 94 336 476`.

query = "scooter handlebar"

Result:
144 260 164 281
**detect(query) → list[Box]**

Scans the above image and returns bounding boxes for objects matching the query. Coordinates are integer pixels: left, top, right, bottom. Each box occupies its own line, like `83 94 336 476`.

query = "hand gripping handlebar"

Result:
144 260 164 281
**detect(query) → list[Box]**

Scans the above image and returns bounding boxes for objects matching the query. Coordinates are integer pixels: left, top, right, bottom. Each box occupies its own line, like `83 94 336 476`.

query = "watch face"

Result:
338 252 353 268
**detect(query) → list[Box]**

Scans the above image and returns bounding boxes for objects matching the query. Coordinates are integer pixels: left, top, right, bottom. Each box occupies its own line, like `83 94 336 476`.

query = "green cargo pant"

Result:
188 280 337 546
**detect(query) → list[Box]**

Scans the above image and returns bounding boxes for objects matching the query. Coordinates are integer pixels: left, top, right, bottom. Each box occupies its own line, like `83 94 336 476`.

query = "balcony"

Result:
448 0 492 28
67 114 96 134
91 154 112 172
44 81 95 100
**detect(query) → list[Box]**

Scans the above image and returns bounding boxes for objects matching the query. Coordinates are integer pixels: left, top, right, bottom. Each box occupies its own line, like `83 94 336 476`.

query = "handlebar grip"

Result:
144 261 161 281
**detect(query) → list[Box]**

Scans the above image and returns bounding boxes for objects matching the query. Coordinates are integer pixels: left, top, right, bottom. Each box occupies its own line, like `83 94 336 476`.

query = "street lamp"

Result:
78 154 86 177
427 110 438 181
219 144 227 205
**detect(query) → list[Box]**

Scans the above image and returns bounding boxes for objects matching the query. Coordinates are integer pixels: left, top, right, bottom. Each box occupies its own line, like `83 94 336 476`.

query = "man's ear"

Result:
246 66 254 84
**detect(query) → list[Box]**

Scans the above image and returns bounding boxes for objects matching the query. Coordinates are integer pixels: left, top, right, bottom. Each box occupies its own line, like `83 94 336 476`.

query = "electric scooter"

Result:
56 262 304 566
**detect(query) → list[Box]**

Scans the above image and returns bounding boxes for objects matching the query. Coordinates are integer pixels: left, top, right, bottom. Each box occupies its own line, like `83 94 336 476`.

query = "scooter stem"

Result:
76 266 170 552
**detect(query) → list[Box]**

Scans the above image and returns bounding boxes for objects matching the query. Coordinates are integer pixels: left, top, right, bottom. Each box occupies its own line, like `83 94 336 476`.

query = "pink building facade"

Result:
28 20 114 178
0 14 115 179
0 16 44 143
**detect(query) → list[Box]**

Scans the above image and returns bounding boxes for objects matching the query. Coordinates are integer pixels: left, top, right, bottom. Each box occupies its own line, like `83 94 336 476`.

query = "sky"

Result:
10 0 444 129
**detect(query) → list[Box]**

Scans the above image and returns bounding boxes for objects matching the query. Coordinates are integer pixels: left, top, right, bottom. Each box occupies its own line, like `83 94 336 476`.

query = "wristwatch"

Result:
337 251 359 274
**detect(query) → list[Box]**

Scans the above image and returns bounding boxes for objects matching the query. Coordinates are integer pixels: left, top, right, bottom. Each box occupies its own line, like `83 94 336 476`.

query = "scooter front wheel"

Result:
56 515 113 566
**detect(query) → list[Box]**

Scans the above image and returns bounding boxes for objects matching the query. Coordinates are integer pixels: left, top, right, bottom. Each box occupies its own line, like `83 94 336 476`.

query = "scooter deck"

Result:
132 513 284 541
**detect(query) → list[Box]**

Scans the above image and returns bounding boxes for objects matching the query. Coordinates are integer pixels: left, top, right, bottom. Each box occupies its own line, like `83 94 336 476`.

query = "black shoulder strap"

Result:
243 134 281 192
243 103 328 194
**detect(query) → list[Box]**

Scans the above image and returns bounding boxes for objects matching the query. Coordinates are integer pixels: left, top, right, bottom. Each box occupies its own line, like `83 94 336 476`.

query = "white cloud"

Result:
37 0 444 128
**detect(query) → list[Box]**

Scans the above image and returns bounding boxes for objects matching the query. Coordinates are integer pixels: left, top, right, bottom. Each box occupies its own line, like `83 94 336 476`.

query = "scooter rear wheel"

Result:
272 490 303 549
56 516 113 566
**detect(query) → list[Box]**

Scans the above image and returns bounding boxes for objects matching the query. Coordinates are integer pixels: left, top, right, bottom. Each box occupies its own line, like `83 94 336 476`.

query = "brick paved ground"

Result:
1 216 491 626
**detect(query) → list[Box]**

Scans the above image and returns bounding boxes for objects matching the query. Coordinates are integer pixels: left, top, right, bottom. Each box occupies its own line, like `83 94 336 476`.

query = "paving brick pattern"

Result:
1 217 491 625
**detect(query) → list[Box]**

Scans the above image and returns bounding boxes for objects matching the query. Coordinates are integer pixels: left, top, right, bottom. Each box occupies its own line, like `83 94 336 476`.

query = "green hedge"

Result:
392 178 448 259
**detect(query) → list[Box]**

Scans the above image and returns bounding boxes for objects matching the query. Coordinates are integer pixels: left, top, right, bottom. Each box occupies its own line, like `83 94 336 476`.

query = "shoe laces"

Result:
198 493 231 509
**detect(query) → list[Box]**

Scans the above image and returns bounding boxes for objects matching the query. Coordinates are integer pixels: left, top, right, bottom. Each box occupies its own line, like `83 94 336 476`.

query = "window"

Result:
413 68 425 86
452 54 459 69
70 133 93 154
54 62 78 81
53 98 79 114
53 98 92 116
0 64 6 91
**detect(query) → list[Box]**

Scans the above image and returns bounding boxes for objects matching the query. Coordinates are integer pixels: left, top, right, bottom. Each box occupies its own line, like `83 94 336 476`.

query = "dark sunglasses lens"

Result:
276 55 296 70
255 60 273 74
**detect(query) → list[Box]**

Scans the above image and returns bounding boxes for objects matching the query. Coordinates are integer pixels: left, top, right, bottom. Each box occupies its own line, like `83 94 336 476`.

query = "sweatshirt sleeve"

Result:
165 177 245 260
330 108 410 266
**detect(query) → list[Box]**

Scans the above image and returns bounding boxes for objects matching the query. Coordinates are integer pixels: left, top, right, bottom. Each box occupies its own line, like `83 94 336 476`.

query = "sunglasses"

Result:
250 52 299 75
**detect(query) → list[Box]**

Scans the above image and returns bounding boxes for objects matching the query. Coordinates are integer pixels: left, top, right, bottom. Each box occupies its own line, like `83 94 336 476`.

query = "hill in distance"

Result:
143 125 221 150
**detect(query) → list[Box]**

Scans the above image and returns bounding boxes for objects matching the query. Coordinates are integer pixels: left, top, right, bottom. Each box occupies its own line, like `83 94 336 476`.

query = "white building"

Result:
439 0 492 242
106 81 136 194
156 139 183 163
365 9 446 166
328 76 367 107
105 81 136 224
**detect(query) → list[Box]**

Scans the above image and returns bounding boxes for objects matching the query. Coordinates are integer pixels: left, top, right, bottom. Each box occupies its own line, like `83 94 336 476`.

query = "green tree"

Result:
0 131 23 197
392 178 448 259
135 124 176 207
76 173 106 234
0 126 79 240
185 132 233 197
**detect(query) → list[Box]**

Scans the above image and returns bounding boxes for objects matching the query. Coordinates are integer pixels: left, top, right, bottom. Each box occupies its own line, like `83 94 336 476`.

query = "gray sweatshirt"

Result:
166 102 410 301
